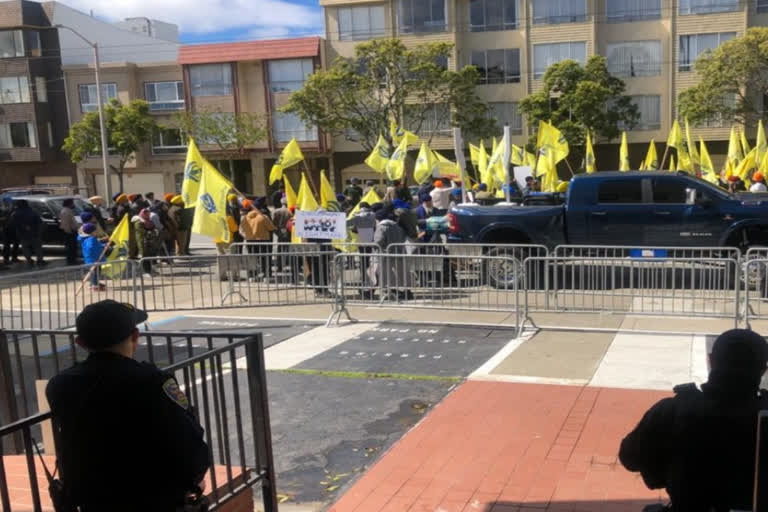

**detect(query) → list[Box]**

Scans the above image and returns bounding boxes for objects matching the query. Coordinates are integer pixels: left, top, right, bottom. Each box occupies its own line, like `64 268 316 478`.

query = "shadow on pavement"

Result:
482 499 666 512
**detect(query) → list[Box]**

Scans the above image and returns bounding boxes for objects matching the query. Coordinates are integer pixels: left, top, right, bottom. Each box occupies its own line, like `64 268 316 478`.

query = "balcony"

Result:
148 100 185 112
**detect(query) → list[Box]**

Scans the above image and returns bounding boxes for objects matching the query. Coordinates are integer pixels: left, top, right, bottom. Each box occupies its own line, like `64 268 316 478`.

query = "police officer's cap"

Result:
711 329 768 376
76 300 148 350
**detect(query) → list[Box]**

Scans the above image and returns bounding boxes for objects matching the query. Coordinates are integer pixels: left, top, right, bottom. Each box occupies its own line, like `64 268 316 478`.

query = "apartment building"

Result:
322 0 768 172
178 37 329 196
0 0 74 189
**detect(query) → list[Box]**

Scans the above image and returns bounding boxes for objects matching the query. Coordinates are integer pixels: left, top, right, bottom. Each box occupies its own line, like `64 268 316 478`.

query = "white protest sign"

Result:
295 210 347 240
513 166 533 185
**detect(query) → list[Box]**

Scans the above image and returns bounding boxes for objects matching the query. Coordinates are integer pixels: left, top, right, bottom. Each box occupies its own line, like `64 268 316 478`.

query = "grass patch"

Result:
274 368 462 382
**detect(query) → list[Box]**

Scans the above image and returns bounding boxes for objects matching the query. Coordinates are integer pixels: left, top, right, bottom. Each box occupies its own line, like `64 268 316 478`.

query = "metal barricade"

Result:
329 251 525 330
0 261 140 330
554 244 742 261
0 334 278 512
526 256 741 326
744 258 768 329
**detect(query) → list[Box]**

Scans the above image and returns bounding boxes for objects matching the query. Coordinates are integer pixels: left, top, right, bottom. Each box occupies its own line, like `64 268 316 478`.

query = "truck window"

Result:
653 179 687 204
597 180 642 203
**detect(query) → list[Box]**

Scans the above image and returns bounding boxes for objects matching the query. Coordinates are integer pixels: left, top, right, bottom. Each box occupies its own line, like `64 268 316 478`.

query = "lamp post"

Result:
55 25 111 203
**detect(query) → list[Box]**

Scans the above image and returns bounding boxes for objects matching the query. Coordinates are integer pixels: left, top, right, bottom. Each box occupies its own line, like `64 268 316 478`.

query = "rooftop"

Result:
179 36 321 65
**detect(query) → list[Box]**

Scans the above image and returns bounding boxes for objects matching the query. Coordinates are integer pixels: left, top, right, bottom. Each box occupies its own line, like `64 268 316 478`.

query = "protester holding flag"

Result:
78 223 108 291
270 138 304 184
132 209 161 277
349 201 377 298
272 197 293 274
240 199 276 281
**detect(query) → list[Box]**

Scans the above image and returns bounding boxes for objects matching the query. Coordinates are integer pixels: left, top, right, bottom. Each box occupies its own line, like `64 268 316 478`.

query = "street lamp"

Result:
55 24 112 203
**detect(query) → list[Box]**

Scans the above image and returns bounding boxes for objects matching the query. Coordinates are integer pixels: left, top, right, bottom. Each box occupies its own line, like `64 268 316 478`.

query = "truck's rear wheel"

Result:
484 247 527 290
742 246 768 291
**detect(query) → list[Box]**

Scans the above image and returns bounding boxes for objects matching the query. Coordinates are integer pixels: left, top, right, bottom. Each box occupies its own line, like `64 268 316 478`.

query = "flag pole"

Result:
301 161 320 198
74 237 115 297
660 146 670 172
453 127 467 204
502 124 512 203
564 158 575 178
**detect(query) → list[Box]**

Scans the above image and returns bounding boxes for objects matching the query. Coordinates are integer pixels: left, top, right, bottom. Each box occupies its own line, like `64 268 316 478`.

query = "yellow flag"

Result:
741 129 751 157
510 144 525 166
181 138 205 208
414 143 437 184
585 132 596 174
736 147 757 183
390 119 418 146
320 170 340 211
296 172 318 211
685 119 699 166
270 138 305 184
667 119 682 149
192 163 233 243
469 144 480 166
728 126 743 166
365 134 390 173
619 132 630 171
101 214 131 279
669 154 676 172
433 150 459 179
347 188 381 221
524 151 537 168
538 150 558 192
537 121 569 164
386 137 408 181
757 121 768 165
699 138 718 184
488 137 507 183
478 143 490 186
284 176 297 209
642 140 658 171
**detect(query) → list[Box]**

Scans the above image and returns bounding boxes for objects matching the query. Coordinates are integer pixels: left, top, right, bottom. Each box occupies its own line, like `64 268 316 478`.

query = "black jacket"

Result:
619 380 768 512
46 352 210 511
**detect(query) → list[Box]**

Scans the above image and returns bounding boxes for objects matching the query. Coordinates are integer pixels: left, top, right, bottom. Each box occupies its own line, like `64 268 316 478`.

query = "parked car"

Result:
10 195 90 246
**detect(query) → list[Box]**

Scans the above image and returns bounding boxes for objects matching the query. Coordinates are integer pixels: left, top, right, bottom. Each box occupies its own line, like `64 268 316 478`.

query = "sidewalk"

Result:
328 381 668 512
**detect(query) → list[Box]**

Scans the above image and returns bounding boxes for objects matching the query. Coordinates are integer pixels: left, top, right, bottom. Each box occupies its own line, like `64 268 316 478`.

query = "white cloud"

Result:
248 24 322 40
58 0 322 34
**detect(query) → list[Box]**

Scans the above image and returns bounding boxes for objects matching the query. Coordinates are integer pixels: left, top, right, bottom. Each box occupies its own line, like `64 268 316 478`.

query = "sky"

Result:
57 0 324 43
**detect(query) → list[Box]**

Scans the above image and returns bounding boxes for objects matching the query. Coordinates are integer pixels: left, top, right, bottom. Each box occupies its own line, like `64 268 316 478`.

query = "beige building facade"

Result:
322 0 768 173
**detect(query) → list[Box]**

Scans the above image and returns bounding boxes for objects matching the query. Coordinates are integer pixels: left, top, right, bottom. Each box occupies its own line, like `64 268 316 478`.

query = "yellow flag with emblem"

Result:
414 143 436 184
181 138 205 208
269 138 304 184
741 129 751 157
320 170 340 211
585 132 596 174
525 150 537 168
488 137 507 183
365 134 390 173
537 121 569 163
284 176 297 209
619 132 630 171
641 140 658 171
510 144 525 166
728 126 743 167
386 137 408 181
100 214 131 279
699 138 718 184
389 119 418 146
296 172 319 211
685 118 699 166
537 150 558 193
191 163 233 243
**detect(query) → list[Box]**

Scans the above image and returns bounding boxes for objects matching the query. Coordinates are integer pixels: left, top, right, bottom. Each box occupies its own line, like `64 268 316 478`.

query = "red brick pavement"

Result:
329 381 670 512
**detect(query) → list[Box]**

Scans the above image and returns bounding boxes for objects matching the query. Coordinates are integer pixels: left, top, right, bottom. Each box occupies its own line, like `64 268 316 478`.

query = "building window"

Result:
398 0 446 34
47 122 53 148
533 41 587 79
79 83 117 112
273 111 317 142
0 122 36 149
0 30 24 58
606 0 661 21
759 0 768 13
35 77 47 102
0 76 30 104
469 0 518 31
26 31 40 57
618 95 660 131
189 64 232 97
268 59 313 93
532 0 587 24
145 81 184 111
606 41 662 77
489 102 522 134
470 49 520 84
152 127 187 154
679 32 735 71
680 0 739 15
339 5 386 40
406 104 451 136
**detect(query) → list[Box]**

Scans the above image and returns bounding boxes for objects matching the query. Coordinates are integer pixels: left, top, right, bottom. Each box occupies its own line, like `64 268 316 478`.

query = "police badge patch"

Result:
163 378 190 409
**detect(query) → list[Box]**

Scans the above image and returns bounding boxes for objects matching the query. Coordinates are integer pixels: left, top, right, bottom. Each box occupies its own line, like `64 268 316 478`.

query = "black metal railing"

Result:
0 333 277 512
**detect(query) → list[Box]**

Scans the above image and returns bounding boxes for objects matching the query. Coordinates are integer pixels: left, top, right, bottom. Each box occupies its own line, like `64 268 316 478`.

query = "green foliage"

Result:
679 27 768 127
519 56 638 165
63 99 156 191
283 38 497 151
172 109 265 153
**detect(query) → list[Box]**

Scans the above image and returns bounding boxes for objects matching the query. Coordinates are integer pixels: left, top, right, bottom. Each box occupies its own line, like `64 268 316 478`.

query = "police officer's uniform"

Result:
46 301 210 511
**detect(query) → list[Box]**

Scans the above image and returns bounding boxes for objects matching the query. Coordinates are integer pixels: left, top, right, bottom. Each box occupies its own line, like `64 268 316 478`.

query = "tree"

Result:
63 99 156 192
173 109 266 176
283 38 497 152
519 56 638 169
678 27 768 127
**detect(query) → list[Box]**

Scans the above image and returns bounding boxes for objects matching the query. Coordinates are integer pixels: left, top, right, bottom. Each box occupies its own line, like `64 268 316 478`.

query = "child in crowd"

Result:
78 223 107 291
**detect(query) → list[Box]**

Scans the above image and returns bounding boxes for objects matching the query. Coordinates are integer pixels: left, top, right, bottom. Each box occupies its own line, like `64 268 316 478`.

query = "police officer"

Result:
46 300 210 511
619 329 768 512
